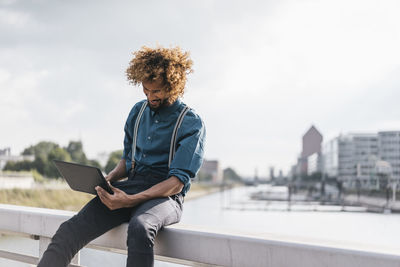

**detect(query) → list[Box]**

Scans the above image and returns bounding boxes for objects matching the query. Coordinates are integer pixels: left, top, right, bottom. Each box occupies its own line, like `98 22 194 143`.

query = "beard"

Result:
148 98 169 111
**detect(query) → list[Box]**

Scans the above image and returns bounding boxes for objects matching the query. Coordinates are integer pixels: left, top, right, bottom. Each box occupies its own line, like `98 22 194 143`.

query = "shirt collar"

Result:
152 99 182 119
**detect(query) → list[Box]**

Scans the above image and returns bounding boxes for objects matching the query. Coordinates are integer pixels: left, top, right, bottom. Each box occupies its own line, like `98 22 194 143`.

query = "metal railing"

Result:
0 203 399 267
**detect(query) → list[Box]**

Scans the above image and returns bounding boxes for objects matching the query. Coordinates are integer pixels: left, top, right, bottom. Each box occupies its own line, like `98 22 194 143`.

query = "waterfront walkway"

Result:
344 194 400 213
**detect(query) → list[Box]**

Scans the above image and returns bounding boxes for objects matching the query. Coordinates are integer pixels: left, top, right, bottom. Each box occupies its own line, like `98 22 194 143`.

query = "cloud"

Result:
0 68 48 114
0 0 400 176
0 8 30 27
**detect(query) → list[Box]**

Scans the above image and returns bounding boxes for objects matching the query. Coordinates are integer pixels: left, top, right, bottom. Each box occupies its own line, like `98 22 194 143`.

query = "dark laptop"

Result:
53 160 113 195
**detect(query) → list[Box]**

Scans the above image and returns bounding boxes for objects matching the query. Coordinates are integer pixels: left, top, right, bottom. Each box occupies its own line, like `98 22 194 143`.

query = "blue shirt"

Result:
122 99 206 195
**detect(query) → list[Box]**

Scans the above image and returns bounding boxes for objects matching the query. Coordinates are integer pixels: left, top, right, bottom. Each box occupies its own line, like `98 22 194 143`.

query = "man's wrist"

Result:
127 192 147 206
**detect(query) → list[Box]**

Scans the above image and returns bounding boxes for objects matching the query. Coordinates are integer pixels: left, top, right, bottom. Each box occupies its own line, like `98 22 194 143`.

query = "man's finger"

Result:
97 186 111 198
108 182 118 191
96 186 110 203
108 182 124 194
97 189 105 200
98 192 112 208
95 186 104 194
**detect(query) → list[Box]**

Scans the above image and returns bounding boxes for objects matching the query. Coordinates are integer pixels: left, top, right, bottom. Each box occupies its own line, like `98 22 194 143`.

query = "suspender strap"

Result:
131 101 148 169
168 106 190 167
130 101 190 170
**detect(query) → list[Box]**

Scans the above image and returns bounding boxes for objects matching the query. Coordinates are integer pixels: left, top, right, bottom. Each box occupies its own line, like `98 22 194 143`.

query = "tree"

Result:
33 155 47 175
223 167 242 183
21 141 58 176
21 141 62 177
46 147 72 177
12 140 102 178
65 141 88 164
22 141 58 159
105 150 123 174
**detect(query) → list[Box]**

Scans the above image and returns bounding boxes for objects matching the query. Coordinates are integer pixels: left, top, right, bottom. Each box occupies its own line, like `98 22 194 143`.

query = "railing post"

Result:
39 236 80 265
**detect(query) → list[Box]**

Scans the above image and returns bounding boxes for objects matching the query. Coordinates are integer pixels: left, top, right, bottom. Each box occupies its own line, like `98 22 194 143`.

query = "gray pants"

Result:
37 171 184 267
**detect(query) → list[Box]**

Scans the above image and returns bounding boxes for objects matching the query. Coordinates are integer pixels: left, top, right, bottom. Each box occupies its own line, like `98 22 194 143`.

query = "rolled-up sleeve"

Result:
168 113 206 195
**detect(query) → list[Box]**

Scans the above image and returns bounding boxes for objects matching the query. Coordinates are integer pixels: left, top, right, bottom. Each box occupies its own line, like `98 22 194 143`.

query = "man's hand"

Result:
104 159 128 183
95 182 138 210
105 174 113 183
96 176 183 210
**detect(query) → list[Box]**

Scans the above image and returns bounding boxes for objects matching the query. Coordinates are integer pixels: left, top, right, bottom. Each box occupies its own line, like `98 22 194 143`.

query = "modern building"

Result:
297 125 323 176
321 133 398 189
307 152 323 176
288 164 297 180
293 127 400 190
198 159 222 183
269 166 275 181
340 133 378 188
378 131 400 183
322 137 339 178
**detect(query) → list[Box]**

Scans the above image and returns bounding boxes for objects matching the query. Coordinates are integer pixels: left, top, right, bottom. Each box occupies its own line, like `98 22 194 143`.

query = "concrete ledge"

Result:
0 204 400 267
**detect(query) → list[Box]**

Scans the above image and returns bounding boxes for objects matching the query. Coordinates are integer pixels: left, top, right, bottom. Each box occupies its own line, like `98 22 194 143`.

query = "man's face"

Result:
142 79 169 110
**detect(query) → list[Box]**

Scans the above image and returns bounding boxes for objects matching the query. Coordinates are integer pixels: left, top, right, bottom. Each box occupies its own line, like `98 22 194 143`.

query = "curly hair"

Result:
126 46 193 104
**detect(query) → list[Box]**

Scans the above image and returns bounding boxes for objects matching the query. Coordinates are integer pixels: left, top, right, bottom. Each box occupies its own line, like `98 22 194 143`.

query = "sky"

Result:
0 0 400 177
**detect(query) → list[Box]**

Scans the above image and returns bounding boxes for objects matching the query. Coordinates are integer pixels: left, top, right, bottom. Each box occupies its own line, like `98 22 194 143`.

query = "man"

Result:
38 46 206 267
